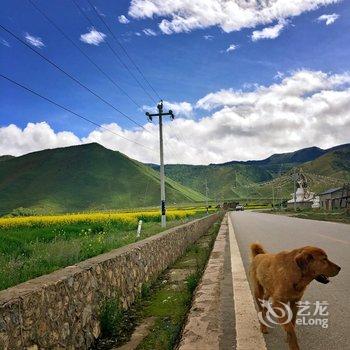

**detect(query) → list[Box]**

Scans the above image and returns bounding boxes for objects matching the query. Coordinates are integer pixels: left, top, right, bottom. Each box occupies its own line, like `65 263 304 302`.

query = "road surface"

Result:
229 211 350 350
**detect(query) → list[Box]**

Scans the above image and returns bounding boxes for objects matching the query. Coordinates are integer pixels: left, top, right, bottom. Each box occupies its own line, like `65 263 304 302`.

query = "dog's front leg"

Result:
273 301 300 350
291 301 298 326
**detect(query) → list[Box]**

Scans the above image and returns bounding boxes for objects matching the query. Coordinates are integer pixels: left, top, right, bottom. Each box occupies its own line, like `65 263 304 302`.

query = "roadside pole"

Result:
293 168 297 212
205 179 209 214
146 100 174 227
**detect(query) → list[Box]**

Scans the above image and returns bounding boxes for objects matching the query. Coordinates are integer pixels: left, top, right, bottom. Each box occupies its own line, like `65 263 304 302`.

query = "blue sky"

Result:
1 0 350 164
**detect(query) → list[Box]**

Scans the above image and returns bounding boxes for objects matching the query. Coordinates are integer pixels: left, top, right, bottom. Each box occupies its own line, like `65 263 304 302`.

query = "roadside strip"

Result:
228 213 267 350
177 215 228 350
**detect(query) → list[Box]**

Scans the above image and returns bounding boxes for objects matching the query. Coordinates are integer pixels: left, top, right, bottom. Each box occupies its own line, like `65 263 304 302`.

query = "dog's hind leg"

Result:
253 281 269 334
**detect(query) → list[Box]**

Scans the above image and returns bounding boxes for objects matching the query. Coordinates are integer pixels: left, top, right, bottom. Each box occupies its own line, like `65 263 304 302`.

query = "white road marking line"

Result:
228 213 267 350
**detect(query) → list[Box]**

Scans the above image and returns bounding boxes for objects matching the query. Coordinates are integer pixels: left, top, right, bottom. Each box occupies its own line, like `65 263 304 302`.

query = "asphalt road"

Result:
229 211 350 350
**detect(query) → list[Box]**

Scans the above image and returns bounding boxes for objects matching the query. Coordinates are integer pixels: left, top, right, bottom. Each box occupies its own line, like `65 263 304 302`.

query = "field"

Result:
0 208 212 291
289 208 350 224
261 208 350 224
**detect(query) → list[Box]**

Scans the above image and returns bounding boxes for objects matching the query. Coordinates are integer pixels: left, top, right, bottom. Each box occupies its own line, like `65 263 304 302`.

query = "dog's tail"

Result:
250 243 266 258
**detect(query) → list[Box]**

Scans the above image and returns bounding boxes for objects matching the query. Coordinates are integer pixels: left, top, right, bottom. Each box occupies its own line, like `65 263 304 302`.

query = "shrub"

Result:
100 298 124 338
186 273 200 294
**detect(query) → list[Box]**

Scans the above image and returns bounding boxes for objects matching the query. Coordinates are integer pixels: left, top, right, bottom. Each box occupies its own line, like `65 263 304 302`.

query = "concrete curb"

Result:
228 214 267 350
177 214 228 350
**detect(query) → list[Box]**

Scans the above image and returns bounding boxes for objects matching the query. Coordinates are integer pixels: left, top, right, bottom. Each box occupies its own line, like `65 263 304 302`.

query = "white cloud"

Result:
94 6 106 17
226 44 237 53
80 28 106 45
142 28 157 36
118 15 130 24
0 38 10 47
135 32 142 36
128 0 340 35
0 122 80 157
204 35 214 40
274 71 285 80
251 19 288 41
2 70 350 165
317 13 339 25
24 32 45 48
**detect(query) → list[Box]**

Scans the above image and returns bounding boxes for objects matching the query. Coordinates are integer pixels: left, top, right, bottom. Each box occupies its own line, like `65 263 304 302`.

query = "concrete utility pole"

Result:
293 168 297 212
146 100 174 227
205 179 209 214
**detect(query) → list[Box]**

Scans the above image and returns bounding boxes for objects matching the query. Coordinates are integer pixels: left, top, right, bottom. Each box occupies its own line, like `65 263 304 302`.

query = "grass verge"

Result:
261 208 350 224
0 213 208 291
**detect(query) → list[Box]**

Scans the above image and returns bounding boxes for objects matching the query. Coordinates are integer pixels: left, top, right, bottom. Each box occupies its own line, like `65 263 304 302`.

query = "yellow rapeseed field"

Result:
0 209 197 229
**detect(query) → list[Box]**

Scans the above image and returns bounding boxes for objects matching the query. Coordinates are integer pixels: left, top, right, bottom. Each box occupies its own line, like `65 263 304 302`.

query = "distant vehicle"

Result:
235 204 244 211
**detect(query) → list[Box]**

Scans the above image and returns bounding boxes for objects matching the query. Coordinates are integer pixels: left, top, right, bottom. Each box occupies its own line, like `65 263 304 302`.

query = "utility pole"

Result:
279 166 282 211
272 184 275 210
146 100 174 227
293 168 297 212
205 179 209 214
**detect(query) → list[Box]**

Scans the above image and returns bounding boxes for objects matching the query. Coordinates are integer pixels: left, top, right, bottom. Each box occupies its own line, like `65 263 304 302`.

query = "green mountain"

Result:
302 145 350 179
0 155 14 162
1 142 348 214
156 163 272 201
156 143 350 201
0 143 206 215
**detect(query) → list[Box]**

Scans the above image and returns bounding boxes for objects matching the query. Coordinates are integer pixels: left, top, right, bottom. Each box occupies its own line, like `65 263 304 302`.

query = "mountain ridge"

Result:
0 142 348 213
154 143 350 200
0 143 205 215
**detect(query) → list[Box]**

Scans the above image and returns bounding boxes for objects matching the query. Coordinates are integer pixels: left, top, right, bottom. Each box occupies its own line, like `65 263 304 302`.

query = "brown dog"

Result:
249 243 341 350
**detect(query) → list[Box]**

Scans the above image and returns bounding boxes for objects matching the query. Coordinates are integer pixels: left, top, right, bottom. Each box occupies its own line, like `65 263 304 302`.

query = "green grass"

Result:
262 208 350 224
0 216 203 291
100 298 125 338
291 209 350 224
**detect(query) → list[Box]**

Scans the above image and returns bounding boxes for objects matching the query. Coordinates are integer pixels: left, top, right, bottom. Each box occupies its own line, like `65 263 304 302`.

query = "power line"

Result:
86 0 162 101
27 0 177 162
74 2 193 161
0 23 148 132
71 0 157 104
79 1 193 163
0 73 156 152
27 0 144 110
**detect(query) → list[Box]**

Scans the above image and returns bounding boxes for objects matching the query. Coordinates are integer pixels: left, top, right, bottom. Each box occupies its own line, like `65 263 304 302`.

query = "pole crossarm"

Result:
146 112 174 117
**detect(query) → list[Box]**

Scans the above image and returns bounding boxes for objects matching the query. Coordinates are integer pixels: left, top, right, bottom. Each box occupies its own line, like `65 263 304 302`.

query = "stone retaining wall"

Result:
0 214 220 350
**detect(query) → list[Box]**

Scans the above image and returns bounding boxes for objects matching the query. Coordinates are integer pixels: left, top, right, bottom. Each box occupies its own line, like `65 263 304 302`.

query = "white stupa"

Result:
287 172 317 208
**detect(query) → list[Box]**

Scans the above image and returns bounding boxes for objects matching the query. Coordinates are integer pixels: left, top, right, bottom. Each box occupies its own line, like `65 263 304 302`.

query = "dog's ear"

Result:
295 251 314 270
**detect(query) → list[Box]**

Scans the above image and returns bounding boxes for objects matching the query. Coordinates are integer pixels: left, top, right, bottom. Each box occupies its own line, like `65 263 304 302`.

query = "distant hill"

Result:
213 146 329 175
1 142 349 213
0 143 206 215
154 143 350 201
0 155 14 162
302 144 350 181
152 163 273 201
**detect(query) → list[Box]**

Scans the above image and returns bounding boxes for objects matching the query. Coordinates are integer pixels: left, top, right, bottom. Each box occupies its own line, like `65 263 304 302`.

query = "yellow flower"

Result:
0 209 198 229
